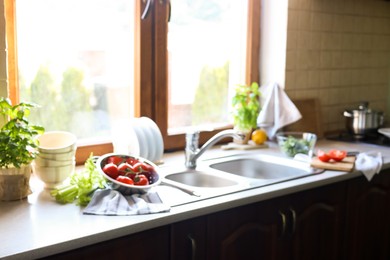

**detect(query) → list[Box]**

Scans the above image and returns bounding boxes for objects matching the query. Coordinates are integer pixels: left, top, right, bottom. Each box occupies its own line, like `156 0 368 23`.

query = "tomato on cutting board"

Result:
317 149 347 162
327 149 347 162
317 150 331 162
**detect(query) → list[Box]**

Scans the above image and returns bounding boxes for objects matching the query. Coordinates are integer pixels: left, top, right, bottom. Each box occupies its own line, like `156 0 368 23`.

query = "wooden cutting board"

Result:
310 156 356 172
221 141 268 150
283 98 323 138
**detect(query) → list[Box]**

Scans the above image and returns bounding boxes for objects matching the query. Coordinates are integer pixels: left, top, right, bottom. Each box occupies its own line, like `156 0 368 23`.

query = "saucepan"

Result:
343 102 384 135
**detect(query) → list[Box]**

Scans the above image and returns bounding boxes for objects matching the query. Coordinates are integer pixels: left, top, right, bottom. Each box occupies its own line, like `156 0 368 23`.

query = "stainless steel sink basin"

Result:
159 153 321 206
209 158 310 180
165 170 238 188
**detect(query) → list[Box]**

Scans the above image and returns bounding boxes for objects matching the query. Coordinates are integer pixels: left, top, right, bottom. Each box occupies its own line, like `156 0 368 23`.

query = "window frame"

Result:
5 0 260 164
149 0 260 151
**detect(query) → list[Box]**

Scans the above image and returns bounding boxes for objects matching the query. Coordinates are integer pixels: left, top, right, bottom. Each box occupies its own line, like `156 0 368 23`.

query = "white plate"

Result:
141 117 157 162
139 117 155 162
112 120 140 156
131 119 148 159
142 117 164 162
378 128 390 138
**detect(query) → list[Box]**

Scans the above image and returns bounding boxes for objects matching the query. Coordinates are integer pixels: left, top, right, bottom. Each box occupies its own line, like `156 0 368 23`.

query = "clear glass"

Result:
167 0 248 134
15 0 135 141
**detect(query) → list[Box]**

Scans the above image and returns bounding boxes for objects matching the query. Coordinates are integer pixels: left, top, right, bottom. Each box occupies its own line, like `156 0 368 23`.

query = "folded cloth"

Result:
257 83 302 139
355 152 383 181
83 189 171 216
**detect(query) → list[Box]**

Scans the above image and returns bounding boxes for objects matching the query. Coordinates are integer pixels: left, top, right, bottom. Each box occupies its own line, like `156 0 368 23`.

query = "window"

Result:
5 0 260 163
145 0 260 150
13 0 135 140
167 0 248 133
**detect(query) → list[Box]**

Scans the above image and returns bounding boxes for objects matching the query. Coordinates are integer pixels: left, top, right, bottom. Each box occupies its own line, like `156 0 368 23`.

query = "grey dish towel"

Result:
83 189 170 216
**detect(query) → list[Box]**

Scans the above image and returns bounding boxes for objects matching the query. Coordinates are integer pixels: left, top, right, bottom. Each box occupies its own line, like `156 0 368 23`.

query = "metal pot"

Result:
343 102 384 135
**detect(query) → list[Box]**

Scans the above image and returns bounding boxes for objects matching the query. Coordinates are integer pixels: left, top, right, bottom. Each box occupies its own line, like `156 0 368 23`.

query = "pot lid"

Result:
344 101 383 114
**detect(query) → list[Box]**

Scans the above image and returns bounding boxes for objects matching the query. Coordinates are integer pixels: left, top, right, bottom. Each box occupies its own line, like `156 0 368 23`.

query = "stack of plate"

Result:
112 117 164 163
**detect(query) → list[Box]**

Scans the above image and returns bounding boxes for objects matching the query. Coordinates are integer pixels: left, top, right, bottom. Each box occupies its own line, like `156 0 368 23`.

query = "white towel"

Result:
355 152 383 181
83 189 170 216
257 83 302 139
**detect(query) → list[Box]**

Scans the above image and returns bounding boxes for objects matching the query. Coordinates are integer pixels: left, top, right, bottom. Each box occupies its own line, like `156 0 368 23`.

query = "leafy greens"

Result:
50 154 107 206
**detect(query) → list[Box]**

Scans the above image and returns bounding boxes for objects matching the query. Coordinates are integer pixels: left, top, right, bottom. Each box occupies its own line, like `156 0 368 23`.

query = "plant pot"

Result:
0 164 32 201
233 127 252 144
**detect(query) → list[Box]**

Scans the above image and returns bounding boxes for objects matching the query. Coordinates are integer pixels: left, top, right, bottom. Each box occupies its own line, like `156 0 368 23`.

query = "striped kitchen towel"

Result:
83 189 170 216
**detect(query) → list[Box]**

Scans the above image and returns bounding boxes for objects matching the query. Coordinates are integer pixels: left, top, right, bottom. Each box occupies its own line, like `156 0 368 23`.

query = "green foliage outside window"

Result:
192 61 229 125
19 66 94 138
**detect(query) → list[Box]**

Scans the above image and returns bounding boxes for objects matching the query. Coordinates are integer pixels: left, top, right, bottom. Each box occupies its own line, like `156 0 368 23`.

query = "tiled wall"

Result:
285 0 390 133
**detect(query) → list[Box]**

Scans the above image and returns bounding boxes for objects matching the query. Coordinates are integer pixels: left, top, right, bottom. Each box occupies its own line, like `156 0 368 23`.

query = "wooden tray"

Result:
221 141 268 150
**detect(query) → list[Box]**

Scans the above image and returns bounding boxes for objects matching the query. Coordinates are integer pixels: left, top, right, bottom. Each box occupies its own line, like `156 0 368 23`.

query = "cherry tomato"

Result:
116 175 134 185
132 162 154 173
317 149 331 162
102 163 119 179
133 174 149 186
106 156 124 166
117 162 134 176
126 157 139 166
328 149 347 162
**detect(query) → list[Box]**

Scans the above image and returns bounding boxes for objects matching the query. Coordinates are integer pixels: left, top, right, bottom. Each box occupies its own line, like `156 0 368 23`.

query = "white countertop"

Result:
2 139 390 259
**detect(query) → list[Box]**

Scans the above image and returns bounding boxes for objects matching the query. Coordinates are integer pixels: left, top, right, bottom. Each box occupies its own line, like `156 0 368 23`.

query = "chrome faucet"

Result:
185 129 244 169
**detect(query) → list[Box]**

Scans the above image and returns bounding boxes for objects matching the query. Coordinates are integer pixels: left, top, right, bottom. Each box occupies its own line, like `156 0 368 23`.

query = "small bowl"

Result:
38 150 76 161
34 155 75 167
38 131 77 154
33 162 75 189
276 132 317 158
96 153 161 195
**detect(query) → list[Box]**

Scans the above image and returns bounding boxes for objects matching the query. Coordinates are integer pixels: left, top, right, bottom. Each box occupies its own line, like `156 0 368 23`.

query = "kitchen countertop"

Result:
1 139 390 259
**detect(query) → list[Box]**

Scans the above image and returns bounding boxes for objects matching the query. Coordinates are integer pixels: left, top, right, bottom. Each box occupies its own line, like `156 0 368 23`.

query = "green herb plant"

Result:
231 82 261 132
0 97 45 169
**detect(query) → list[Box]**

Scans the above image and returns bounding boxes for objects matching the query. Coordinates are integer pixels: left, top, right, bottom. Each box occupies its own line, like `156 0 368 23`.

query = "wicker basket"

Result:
0 164 32 201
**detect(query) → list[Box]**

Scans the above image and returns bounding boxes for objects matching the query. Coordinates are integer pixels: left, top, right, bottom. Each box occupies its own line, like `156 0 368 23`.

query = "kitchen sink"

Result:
165 169 239 188
159 153 321 206
209 156 312 180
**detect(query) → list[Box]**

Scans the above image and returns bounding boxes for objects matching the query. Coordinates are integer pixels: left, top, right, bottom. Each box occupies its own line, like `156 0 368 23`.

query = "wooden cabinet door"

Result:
44 226 170 260
288 182 347 260
345 171 390 260
207 199 285 260
171 216 207 260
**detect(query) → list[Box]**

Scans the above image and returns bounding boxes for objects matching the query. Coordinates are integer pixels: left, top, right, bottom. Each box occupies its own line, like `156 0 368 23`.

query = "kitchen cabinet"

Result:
287 182 346 260
170 216 207 260
43 226 170 260
207 198 282 259
42 171 390 260
345 169 390 260
207 182 347 260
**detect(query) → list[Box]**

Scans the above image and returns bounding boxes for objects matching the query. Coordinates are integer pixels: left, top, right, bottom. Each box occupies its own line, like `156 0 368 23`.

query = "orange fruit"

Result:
251 129 267 145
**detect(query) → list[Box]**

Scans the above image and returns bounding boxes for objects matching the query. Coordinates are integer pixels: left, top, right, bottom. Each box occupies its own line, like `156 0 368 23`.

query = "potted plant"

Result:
231 82 261 144
0 97 45 201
